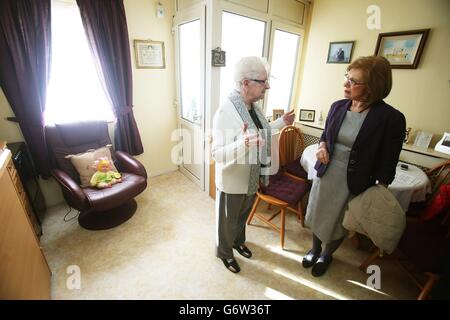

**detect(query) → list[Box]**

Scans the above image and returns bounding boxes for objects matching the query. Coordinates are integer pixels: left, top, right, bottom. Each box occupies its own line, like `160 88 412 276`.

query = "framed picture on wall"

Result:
326 41 355 64
134 39 166 69
374 29 430 69
299 109 315 122
272 109 285 121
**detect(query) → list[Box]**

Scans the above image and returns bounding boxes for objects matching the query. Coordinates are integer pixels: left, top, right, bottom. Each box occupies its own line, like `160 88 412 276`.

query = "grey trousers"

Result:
215 191 256 259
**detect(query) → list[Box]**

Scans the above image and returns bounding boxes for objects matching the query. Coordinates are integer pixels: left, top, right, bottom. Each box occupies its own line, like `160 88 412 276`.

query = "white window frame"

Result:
267 20 304 116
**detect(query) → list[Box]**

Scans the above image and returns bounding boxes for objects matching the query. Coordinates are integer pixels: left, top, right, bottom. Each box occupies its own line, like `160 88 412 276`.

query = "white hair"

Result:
233 56 270 90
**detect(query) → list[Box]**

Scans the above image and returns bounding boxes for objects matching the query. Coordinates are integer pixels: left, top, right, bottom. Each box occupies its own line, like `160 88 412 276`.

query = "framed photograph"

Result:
134 39 165 69
272 109 285 121
327 41 355 64
434 132 450 155
299 109 315 122
413 131 433 149
374 29 430 69
211 47 226 67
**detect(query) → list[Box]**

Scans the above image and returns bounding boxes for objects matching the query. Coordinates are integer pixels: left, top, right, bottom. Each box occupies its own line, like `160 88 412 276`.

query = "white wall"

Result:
124 0 178 176
295 0 450 146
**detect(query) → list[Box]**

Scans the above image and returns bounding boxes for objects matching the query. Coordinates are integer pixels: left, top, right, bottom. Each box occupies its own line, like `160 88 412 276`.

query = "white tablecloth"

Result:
300 144 320 180
300 144 431 211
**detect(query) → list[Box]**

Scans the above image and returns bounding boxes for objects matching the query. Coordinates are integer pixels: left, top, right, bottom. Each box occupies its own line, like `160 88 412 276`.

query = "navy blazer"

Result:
314 99 406 196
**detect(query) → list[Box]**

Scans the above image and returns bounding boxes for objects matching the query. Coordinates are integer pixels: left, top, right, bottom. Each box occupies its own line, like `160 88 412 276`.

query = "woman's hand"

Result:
243 122 264 147
282 110 295 125
316 142 330 164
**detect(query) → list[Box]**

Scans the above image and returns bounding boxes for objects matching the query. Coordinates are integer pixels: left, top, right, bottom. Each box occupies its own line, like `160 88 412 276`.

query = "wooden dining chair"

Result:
278 125 308 181
425 160 450 200
359 189 450 300
246 171 311 248
406 160 450 218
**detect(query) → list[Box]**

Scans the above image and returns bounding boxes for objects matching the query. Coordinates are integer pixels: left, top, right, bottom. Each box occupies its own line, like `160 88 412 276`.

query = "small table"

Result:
300 144 431 211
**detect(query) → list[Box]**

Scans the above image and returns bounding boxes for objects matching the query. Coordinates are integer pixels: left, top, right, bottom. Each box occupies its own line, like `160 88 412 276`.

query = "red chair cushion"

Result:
420 183 450 222
285 158 308 180
262 172 310 207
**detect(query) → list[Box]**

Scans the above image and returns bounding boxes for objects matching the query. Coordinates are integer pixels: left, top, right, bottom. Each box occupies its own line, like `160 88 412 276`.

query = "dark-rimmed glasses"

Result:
344 73 365 86
248 79 269 85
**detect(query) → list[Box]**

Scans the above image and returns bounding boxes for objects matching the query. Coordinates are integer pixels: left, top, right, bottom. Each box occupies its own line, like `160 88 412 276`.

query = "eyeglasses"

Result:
248 78 269 85
344 74 365 86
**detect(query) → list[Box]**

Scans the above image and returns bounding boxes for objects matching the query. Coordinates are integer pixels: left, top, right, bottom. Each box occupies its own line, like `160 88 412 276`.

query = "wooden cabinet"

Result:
7 142 46 238
0 147 51 299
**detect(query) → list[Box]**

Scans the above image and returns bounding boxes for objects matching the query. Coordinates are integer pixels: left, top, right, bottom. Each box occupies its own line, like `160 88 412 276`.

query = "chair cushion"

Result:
66 145 118 187
398 221 450 273
420 183 450 221
83 173 147 211
263 172 310 207
285 158 308 180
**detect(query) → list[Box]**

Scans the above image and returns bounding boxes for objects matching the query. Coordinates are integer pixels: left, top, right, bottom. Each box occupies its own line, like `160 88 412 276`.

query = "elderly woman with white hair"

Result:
212 56 295 273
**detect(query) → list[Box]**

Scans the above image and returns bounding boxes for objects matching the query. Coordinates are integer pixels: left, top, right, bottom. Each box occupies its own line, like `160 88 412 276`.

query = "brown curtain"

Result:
76 0 143 155
0 0 52 178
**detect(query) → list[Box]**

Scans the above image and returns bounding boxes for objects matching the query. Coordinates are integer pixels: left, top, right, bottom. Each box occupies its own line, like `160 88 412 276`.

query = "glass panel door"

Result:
220 11 266 104
174 7 205 189
266 28 300 117
179 20 202 124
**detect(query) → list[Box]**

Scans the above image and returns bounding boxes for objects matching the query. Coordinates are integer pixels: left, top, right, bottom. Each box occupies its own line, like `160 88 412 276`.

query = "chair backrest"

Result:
45 121 113 182
425 160 450 201
278 125 305 167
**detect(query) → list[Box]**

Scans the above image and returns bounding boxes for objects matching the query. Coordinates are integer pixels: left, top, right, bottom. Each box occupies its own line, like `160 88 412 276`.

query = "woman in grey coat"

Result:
303 56 406 277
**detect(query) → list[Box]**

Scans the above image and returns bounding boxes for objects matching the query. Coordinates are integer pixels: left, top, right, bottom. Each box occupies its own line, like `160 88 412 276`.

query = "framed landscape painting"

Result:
374 29 430 69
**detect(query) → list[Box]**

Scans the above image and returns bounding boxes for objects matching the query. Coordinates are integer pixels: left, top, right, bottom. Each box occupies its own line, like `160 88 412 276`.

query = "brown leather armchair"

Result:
45 121 147 230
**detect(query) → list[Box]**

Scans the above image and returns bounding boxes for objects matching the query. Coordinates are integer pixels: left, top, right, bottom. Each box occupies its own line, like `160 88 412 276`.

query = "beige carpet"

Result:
41 171 419 300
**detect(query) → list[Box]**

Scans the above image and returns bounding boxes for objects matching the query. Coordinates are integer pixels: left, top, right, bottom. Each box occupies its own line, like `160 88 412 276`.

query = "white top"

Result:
300 144 431 211
301 144 320 180
211 99 285 194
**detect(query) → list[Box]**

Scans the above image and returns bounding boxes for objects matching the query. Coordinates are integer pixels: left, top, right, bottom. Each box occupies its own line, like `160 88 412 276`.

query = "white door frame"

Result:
175 0 307 195
174 3 206 190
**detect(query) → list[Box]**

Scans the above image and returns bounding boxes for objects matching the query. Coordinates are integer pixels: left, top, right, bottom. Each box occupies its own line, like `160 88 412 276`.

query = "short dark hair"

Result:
347 56 392 104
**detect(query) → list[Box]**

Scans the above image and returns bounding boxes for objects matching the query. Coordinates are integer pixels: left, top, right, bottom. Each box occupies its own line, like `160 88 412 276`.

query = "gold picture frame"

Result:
272 109 285 121
134 39 166 69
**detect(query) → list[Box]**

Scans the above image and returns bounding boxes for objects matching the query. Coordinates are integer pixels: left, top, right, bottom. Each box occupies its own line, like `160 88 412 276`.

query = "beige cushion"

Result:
66 145 118 187
343 185 405 254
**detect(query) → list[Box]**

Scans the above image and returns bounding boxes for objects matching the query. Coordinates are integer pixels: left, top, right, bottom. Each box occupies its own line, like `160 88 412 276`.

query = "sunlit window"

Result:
179 19 201 124
266 29 299 117
44 0 115 125
220 12 266 104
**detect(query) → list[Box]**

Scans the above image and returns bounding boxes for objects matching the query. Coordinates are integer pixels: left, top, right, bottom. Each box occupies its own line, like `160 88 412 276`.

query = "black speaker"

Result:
7 142 47 235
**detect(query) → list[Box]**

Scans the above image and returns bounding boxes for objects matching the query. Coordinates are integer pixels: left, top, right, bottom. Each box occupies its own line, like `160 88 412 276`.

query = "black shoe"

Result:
311 255 333 277
302 249 321 268
233 245 252 259
221 258 240 273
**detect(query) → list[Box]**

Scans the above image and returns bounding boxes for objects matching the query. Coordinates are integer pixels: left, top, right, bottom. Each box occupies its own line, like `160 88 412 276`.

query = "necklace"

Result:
350 103 370 113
